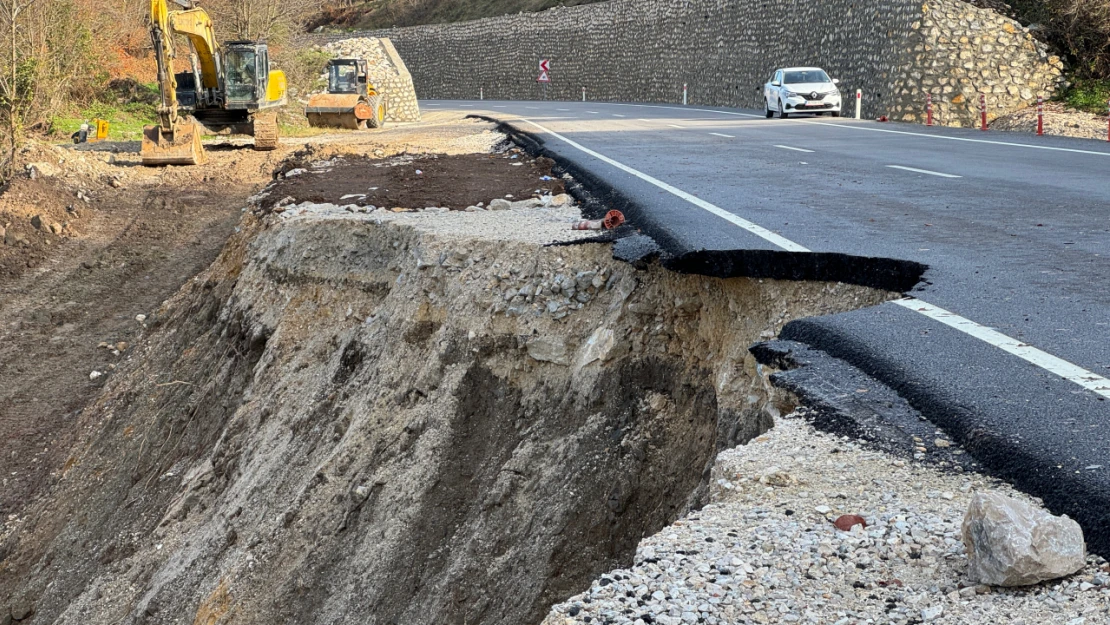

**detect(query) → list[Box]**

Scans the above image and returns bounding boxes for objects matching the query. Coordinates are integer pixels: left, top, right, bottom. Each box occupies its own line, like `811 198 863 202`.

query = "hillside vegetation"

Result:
308 0 607 30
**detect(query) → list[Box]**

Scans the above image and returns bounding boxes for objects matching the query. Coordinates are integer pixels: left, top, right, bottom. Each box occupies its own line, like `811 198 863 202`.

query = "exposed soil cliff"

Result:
0 166 892 625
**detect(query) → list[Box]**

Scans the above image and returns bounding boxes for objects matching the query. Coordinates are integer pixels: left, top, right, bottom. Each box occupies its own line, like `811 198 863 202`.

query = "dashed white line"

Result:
775 145 815 153
887 165 962 179
605 102 1110 157
667 124 685 129
492 105 506 108
557 108 570 111
587 111 600 114
893 299 1110 399
519 116 1110 400
709 133 735 138
525 106 538 110
638 119 653 123
522 119 808 252
614 114 626 117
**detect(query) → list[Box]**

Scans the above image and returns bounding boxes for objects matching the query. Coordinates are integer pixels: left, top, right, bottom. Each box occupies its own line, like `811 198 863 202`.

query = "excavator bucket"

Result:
141 120 207 166
306 94 370 129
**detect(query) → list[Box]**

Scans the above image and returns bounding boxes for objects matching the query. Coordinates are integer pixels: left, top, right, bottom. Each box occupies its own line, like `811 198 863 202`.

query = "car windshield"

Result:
784 70 830 84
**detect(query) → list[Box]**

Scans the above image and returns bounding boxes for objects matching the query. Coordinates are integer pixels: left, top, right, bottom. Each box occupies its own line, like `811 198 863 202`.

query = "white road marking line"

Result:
519 116 1110 400
492 105 507 108
893 299 1110 399
638 119 653 122
775 145 815 153
522 119 808 252
667 124 685 129
614 114 626 117
887 165 962 178
525 106 538 110
557 108 570 111
709 133 735 138
607 102 1110 157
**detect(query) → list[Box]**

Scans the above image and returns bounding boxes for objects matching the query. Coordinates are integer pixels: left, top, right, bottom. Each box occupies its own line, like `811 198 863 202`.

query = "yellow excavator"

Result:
142 0 287 166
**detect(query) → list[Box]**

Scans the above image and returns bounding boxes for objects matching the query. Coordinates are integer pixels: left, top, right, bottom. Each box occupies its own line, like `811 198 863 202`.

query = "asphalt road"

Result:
428 98 1110 552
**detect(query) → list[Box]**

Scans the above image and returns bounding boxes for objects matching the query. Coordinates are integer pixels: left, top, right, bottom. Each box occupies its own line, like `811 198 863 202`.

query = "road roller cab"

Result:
305 58 388 130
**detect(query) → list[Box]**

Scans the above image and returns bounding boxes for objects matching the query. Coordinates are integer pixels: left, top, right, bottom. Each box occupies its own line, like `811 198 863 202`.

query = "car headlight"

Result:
785 91 802 97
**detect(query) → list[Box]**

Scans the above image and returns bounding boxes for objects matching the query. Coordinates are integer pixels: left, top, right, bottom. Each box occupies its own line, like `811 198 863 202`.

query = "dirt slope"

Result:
0 123 893 624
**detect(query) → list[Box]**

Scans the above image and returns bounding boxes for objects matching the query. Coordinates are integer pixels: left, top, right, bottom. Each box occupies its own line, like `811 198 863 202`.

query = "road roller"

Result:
305 58 387 130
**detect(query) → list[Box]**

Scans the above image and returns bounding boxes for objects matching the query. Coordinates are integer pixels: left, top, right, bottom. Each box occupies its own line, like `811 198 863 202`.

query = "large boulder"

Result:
962 492 1086 586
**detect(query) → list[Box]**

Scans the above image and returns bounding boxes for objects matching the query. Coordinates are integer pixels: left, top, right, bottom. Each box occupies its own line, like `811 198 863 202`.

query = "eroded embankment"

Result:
0 208 891 625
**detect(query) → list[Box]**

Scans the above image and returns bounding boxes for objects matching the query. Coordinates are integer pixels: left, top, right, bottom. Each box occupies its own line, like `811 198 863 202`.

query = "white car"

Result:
762 67 842 118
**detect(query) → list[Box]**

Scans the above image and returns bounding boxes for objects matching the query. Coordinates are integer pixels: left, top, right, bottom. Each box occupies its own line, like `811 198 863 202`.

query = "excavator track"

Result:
252 114 279 151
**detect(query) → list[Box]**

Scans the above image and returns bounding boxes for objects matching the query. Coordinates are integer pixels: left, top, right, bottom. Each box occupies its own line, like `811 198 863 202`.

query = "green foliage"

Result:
310 0 607 31
1008 0 1110 80
278 48 333 98
1061 79 1110 115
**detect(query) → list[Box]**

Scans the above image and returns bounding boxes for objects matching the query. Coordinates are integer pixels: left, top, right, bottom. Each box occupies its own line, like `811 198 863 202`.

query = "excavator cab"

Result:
306 58 387 130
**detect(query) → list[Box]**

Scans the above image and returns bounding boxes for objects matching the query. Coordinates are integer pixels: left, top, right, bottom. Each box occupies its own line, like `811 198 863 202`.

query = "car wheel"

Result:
765 99 773 119
831 111 841 118
778 100 789 119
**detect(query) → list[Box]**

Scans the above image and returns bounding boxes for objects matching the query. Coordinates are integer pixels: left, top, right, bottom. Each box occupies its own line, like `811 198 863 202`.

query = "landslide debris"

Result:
0 187 891 625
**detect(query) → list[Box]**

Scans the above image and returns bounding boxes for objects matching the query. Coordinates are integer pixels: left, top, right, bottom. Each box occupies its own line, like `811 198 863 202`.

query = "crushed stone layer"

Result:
991 102 1110 141
278 200 597 246
543 414 1110 625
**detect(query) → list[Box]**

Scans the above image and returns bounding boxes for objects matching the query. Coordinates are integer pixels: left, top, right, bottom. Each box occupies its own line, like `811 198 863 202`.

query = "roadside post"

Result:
538 59 550 100
1107 100 1110 142
855 89 862 119
980 94 987 131
480 86 484 101
683 83 688 106
1037 97 1044 136
926 93 933 126
582 86 586 102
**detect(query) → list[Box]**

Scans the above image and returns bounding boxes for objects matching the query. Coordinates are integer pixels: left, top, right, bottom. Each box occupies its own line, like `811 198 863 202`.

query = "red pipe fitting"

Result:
572 210 625 231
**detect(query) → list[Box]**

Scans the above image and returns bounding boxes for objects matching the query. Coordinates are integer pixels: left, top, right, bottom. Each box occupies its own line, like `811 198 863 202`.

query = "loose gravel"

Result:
542 412 1110 625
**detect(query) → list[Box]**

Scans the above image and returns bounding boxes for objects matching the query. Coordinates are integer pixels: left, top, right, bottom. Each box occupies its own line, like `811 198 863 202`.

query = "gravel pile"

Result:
543 414 1110 625
992 102 1110 141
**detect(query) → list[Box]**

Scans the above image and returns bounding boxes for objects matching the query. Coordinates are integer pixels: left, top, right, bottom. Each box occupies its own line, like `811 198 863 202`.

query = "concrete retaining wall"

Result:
304 0 1064 126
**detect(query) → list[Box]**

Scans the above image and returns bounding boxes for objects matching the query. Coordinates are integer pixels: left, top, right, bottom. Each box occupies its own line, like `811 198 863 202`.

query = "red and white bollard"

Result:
855 89 862 119
582 86 586 102
1106 100 1110 142
683 83 688 106
480 86 484 100
926 93 934 126
980 94 988 131
1037 97 1044 136
572 210 625 231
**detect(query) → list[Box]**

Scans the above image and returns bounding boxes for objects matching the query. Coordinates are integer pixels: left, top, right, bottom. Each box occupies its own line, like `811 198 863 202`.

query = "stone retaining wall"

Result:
304 0 1063 126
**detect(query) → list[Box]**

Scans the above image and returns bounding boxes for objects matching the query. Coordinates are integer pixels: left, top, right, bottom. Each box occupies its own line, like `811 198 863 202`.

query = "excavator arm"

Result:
142 0 207 165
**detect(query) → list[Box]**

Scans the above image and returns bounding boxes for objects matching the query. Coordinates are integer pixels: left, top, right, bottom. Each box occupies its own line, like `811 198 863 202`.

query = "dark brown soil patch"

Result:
265 152 566 211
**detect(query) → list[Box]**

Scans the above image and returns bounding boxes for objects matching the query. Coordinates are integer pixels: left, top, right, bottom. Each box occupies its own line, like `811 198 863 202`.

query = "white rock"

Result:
89 371 102 380
962 492 1086 586
921 604 944 621
815 505 832 514
488 198 512 211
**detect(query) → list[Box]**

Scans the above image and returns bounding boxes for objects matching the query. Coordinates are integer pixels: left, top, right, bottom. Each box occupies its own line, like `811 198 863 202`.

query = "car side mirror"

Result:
771 81 781 87
833 78 840 84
